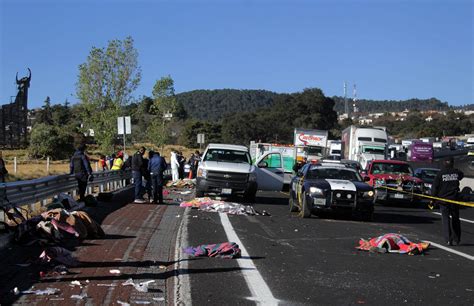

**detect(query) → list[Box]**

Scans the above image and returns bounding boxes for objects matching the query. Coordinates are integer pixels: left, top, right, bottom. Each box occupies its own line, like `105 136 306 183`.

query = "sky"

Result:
0 0 472 109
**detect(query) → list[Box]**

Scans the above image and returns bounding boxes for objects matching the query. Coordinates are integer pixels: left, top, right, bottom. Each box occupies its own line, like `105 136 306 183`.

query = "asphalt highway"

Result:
181 191 474 305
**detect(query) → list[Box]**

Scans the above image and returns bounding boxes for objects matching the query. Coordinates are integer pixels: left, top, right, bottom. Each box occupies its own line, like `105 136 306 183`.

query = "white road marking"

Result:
431 212 474 224
424 240 474 261
219 213 280 305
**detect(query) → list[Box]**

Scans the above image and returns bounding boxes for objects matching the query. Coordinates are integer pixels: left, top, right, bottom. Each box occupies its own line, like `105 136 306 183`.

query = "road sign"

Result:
117 116 131 135
197 133 205 144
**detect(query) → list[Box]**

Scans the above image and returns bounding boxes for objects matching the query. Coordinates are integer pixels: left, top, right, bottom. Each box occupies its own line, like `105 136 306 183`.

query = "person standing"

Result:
170 150 179 182
431 157 464 246
142 152 152 202
177 151 186 180
191 150 201 179
111 152 124 170
132 147 147 203
0 151 8 183
70 144 93 202
148 151 168 204
98 154 108 171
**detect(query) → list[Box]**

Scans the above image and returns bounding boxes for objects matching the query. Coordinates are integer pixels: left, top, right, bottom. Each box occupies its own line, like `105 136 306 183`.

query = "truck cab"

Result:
196 144 285 201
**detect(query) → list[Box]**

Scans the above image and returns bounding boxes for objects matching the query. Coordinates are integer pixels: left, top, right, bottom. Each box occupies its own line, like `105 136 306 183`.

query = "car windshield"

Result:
421 169 439 179
362 146 385 154
204 149 251 164
371 163 413 175
306 167 362 181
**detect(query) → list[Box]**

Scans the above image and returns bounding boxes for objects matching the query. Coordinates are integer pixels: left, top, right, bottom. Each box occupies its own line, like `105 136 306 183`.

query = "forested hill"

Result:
176 89 278 121
331 97 450 113
176 89 458 121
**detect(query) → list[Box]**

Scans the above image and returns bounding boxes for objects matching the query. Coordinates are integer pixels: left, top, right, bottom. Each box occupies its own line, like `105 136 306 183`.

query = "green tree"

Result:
28 123 74 159
36 96 53 125
76 36 141 152
148 76 178 147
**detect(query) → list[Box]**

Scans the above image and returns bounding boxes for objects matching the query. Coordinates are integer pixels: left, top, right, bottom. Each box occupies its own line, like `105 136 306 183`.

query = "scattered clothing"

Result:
39 246 79 267
356 233 429 255
183 242 241 259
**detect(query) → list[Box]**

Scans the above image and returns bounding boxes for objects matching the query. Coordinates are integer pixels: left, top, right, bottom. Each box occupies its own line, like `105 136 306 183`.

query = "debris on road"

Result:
356 233 430 255
122 278 155 292
180 197 258 215
71 292 88 300
166 179 195 189
22 287 61 295
153 297 165 301
109 269 121 274
117 301 131 306
70 280 83 287
183 242 241 259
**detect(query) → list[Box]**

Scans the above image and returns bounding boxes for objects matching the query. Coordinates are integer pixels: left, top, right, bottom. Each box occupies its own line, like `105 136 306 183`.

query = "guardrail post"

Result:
46 157 50 173
99 183 104 193
14 157 17 174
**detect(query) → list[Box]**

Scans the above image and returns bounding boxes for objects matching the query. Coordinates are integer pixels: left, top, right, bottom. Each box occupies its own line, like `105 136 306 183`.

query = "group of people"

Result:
170 150 201 181
70 145 201 205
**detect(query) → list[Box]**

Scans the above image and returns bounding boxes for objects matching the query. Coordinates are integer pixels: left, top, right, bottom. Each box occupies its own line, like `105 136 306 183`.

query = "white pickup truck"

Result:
196 143 286 201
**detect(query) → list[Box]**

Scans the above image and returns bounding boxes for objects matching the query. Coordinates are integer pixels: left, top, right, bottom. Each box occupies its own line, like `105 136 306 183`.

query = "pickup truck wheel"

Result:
243 191 256 203
361 210 374 222
299 192 312 218
289 195 299 212
195 189 205 198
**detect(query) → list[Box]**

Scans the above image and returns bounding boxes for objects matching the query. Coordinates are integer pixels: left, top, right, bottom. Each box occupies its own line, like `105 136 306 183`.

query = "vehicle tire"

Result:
195 189 205 198
289 195 299 212
361 210 374 222
243 191 256 203
299 192 312 218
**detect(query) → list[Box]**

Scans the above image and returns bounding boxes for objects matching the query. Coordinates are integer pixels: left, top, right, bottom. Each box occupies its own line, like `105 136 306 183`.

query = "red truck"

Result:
363 160 424 203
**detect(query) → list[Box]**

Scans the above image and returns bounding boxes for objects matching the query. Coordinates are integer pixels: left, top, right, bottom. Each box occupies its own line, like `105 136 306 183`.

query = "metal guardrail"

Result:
0 169 132 209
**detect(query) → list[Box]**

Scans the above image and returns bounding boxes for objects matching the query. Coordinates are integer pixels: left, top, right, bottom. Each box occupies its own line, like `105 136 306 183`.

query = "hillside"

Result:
176 89 467 122
176 89 279 121
331 96 450 113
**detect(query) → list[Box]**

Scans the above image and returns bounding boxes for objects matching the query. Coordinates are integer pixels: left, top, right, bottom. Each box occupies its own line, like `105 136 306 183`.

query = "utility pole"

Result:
344 81 348 116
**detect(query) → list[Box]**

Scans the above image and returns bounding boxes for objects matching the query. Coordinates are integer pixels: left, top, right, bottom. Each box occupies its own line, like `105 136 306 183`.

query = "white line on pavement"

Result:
424 240 474 261
431 212 474 224
219 213 280 305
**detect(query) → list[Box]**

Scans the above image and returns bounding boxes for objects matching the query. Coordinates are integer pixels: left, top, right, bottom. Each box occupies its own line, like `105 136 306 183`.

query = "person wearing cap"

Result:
70 144 93 202
132 146 147 203
431 157 464 246
111 151 124 170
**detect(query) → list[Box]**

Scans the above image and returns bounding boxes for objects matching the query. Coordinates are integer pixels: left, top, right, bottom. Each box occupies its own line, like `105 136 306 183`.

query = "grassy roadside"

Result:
2 144 199 181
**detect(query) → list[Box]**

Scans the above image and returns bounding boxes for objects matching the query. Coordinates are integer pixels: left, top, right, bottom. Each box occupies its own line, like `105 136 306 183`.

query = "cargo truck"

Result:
341 125 388 170
293 128 329 162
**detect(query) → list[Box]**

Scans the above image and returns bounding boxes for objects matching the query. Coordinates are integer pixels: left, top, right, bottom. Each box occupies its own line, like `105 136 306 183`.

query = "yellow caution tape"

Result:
375 186 474 208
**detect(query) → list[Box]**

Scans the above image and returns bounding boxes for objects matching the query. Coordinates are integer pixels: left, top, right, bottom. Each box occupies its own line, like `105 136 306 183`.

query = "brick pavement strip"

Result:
0 188 188 305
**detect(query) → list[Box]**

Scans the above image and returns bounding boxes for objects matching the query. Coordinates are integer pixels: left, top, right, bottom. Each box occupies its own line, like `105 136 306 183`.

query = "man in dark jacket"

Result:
148 151 168 204
70 144 93 202
132 146 146 203
431 157 464 246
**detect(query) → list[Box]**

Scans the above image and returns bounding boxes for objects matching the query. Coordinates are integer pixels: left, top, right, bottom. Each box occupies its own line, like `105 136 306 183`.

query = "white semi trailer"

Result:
341 125 388 170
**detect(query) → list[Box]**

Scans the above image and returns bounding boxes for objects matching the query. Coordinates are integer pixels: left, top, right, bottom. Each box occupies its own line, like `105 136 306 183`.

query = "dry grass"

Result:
2 144 200 181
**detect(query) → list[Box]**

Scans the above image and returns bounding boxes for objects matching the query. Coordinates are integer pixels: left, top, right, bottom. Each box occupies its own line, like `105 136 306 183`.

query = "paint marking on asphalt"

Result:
431 212 474 224
219 213 280 305
424 240 474 261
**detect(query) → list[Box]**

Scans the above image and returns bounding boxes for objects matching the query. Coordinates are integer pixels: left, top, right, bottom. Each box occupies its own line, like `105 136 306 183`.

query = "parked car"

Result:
195 144 285 201
363 160 424 203
289 162 375 220
413 168 440 195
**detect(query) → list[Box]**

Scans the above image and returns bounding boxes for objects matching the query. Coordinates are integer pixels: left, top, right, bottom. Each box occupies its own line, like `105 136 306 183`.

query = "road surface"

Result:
1 186 473 305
